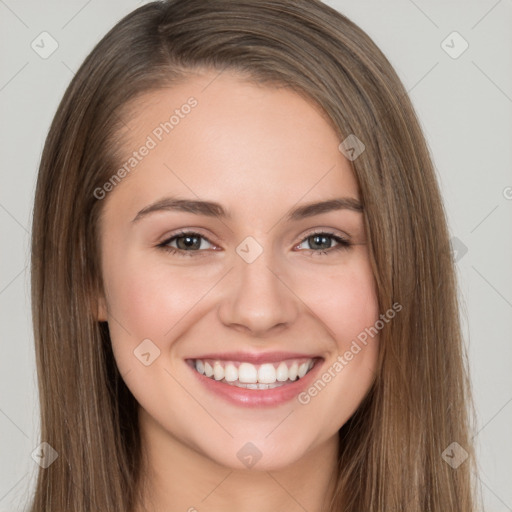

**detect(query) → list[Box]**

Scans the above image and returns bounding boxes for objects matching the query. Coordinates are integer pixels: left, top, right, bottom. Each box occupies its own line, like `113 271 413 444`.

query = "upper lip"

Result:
186 351 321 364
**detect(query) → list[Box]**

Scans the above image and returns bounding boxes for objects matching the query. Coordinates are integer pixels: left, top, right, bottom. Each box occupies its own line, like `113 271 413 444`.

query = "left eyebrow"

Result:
131 196 363 223
286 197 363 221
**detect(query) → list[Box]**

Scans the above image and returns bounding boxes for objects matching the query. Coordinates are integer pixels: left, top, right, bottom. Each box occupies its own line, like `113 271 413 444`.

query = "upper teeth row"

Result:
194 359 315 384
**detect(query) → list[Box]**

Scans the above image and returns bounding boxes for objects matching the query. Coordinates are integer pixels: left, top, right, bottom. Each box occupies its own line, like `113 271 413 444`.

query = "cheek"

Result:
293 261 380 428
295 258 379 346
102 254 217 359
102 257 222 412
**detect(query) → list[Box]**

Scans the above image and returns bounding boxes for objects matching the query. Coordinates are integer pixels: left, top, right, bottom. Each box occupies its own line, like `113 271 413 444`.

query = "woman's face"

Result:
97 71 380 471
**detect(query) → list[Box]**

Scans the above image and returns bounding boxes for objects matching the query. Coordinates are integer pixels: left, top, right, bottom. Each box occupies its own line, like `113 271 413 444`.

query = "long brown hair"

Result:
29 1 479 510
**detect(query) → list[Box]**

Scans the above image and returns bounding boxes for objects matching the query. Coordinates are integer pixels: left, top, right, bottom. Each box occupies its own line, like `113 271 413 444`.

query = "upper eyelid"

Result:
160 228 215 242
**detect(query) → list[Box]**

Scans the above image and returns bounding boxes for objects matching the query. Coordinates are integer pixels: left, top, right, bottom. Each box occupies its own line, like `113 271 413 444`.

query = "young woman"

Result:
29 1 479 510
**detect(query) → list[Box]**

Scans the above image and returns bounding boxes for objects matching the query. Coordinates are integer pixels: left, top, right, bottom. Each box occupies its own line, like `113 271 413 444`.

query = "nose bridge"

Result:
217 238 299 334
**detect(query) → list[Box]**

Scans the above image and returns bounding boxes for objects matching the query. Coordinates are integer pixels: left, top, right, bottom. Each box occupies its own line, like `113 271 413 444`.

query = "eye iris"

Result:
309 234 331 250
177 235 201 250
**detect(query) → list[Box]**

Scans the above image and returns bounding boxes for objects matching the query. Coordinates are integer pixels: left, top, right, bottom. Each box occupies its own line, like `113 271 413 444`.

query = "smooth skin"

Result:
97 70 380 512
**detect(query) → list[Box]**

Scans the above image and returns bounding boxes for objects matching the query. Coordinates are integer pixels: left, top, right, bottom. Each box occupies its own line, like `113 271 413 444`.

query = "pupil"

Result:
310 235 330 250
178 235 200 250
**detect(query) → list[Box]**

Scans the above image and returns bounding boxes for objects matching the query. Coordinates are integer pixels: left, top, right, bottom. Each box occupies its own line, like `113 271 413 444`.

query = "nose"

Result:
217 246 300 337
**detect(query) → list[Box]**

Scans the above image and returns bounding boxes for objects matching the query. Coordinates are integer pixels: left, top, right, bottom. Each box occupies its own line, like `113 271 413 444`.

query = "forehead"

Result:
107 71 359 216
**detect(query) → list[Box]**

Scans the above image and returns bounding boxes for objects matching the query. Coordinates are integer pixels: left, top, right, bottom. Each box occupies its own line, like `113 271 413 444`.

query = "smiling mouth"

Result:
187 357 318 390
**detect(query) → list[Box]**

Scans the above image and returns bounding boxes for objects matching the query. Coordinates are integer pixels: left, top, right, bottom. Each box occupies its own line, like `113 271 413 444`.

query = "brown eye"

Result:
158 231 215 256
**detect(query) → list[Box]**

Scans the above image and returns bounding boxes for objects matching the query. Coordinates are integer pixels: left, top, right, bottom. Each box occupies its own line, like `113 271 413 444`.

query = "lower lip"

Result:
187 359 323 408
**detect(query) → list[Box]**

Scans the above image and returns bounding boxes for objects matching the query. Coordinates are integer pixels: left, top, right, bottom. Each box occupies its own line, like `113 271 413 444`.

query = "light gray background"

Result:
1 1 511 510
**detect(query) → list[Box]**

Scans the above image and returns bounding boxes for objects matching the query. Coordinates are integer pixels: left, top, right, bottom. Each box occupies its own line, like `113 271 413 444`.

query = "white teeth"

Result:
224 363 238 382
258 363 277 384
276 362 289 382
238 362 258 383
204 361 214 377
288 362 298 381
213 362 224 381
298 362 309 378
191 357 317 388
195 359 204 375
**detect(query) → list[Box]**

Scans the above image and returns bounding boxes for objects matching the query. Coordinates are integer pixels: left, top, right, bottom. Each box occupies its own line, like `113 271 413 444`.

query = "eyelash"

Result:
157 229 352 257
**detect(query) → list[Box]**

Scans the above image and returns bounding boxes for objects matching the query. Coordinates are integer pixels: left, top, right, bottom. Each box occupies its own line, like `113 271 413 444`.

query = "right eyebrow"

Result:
132 197 230 223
